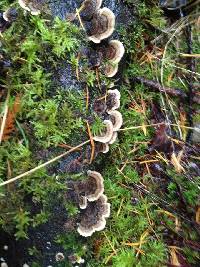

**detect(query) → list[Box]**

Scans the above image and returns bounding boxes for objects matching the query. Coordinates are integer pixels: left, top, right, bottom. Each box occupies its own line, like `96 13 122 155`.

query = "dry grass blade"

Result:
171 151 185 173
0 140 90 187
169 247 181 267
86 121 95 164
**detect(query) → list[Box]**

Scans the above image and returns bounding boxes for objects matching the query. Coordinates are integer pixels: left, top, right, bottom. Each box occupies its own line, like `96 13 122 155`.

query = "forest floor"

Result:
0 0 200 267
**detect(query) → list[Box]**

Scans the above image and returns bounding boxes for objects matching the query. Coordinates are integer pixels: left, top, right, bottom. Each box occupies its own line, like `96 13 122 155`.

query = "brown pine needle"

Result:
117 198 124 217
76 8 85 30
103 232 117 255
86 121 95 164
86 85 89 111
0 140 90 187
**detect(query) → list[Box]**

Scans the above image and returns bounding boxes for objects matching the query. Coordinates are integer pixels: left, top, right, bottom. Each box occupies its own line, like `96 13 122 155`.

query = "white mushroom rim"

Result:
18 0 41 15
93 120 114 143
108 110 123 131
108 40 125 64
77 194 111 237
86 170 104 201
88 7 115 43
107 89 121 111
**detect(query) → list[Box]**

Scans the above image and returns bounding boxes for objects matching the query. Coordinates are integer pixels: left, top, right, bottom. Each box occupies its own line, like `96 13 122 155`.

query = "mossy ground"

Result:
0 0 200 266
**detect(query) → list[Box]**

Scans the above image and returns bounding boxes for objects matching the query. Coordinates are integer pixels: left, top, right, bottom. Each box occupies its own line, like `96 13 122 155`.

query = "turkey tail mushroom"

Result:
93 120 114 143
86 170 104 202
104 62 118 78
108 131 118 144
18 0 41 15
77 194 110 237
108 110 123 131
106 89 121 112
3 8 18 22
81 0 103 21
88 7 115 43
105 40 125 64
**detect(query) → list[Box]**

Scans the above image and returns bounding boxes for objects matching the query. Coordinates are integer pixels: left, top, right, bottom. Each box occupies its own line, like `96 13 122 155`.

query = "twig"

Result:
86 121 95 164
133 76 199 104
0 140 90 187
86 85 89 111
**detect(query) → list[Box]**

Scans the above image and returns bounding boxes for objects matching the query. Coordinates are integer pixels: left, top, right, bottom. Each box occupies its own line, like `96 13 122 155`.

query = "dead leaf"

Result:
0 95 21 141
149 124 172 154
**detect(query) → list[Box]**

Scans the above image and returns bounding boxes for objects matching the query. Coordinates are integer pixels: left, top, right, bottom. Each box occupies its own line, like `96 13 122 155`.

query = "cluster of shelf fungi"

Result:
1 0 125 237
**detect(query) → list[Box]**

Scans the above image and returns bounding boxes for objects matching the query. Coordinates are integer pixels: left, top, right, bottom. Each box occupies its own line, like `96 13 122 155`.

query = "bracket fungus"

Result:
108 131 118 145
99 142 109 154
81 0 103 21
77 194 110 237
85 170 104 202
108 110 123 131
105 40 125 64
67 170 104 209
104 62 118 77
106 89 121 112
93 119 114 143
18 0 41 15
87 7 115 43
3 8 18 22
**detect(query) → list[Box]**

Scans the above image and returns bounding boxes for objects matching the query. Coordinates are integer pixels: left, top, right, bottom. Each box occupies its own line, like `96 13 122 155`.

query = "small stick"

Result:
0 140 90 187
133 76 187 98
86 85 89 111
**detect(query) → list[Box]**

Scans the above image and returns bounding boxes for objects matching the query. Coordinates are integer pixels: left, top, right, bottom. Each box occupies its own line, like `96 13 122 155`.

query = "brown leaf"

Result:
149 124 173 154
1 95 21 141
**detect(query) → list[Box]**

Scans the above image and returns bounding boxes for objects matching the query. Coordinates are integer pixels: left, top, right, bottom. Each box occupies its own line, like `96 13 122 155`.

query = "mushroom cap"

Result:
3 8 17 22
105 40 125 64
81 0 103 20
88 7 115 43
106 89 121 111
104 62 118 77
86 170 104 201
18 0 30 11
77 194 110 237
108 131 118 144
18 0 41 15
100 143 110 153
79 196 88 209
108 110 123 131
93 120 114 143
